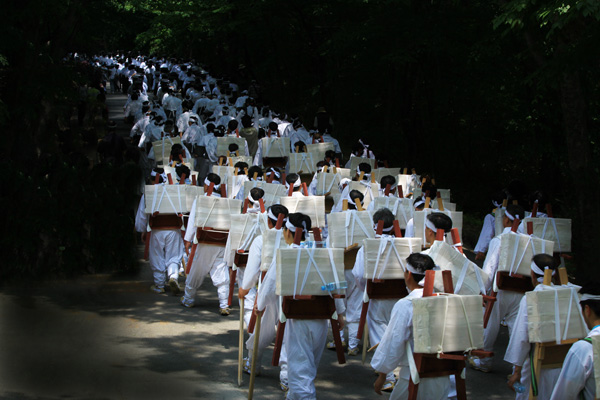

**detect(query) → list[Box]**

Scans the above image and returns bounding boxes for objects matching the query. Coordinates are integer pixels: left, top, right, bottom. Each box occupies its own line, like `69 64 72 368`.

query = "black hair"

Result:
294 141 306 152
286 173 301 191
531 254 559 278
205 172 221 186
268 121 278 131
214 126 225 137
175 164 191 182
325 150 336 160
206 123 215 133
149 167 165 184
170 144 184 161
505 204 525 221
234 162 249 174
413 197 425 210
529 190 548 211
249 187 265 201
228 143 239 153
287 212 312 240
357 162 372 175
348 190 364 210
142 105 150 113
268 204 289 226
406 253 436 283
580 283 600 317
427 212 453 232
241 115 252 128
247 165 263 179
380 175 396 189
422 179 437 200
228 119 238 130
373 208 395 230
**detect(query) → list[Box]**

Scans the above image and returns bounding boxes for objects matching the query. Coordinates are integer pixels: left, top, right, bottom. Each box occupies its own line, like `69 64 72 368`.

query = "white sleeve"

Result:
256 264 276 312
549 342 592 400
474 214 496 253
503 297 531 366
482 237 501 292
184 198 197 242
352 247 366 291
134 195 148 232
242 236 263 290
371 299 411 374
405 219 415 238
253 139 263 166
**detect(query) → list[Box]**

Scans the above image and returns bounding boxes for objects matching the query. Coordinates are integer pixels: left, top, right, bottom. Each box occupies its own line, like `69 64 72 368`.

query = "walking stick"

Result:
248 310 262 400
362 323 369 365
238 297 245 386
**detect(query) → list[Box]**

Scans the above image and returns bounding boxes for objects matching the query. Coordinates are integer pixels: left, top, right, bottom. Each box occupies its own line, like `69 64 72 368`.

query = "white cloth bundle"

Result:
276 247 344 296
194 196 242 231
523 217 572 252
228 155 252 165
427 241 488 295
261 136 290 158
243 181 287 208
216 137 247 157
363 237 423 279
211 165 235 182
280 196 326 228
260 228 285 272
413 209 463 247
348 156 376 175
371 197 413 228
305 142 334 162
224 213 267 267
348 181 380 208
327 211 374 248
412 188 451 202
144 184 191 214
372 168 401 183
526 286 588 343
152 136 185 166
185 186 204 211
396 174 421 196
314 171 342 196
412 294 484 354
288 152 320 174
498 232 554 276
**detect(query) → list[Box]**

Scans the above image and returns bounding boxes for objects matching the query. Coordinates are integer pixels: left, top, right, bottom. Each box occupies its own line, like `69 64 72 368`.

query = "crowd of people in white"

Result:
85 52 600 400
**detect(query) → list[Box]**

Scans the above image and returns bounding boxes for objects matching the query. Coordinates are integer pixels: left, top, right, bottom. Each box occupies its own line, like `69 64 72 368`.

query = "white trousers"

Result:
285 319 327 400
236 268 257 326
368 298 397 382
183 243 229 308
149 229 184 288
482 289 524 365
345 269 362 349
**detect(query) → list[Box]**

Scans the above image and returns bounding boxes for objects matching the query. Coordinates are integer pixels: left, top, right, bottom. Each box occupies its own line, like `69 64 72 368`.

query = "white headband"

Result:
286 177 301 189
492 200 501 208
581 294 600 302
247 192 258 204
266 169 281 179
531 262 555 282
267 209 280 222
204 177 220 190
374 223 394 233
425 218 438 233
405 262 422 275
505 211 520 221
285 220 297 232
414 199 425 209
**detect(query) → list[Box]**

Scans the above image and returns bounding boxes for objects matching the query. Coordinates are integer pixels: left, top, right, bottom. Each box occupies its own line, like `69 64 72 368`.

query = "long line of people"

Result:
87 52 599 400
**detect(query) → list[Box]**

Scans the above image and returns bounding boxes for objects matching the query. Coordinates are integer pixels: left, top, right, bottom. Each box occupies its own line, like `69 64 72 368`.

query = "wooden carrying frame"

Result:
357 220 406 340
271 228 346 368
408 270 492 400
528 267 577 400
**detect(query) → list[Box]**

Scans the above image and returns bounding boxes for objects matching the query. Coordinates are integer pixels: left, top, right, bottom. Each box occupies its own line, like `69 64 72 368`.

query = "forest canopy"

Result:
0 0 598 281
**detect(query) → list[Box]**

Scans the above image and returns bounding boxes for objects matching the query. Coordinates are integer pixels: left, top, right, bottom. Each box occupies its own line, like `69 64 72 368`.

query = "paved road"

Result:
0 94 516 400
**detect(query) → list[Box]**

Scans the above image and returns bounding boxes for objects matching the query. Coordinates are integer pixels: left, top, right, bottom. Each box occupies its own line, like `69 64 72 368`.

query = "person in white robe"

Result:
550 285 600 400
505 254 563 399
371 253 450 399
180 174 230 315
470 204 526 372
